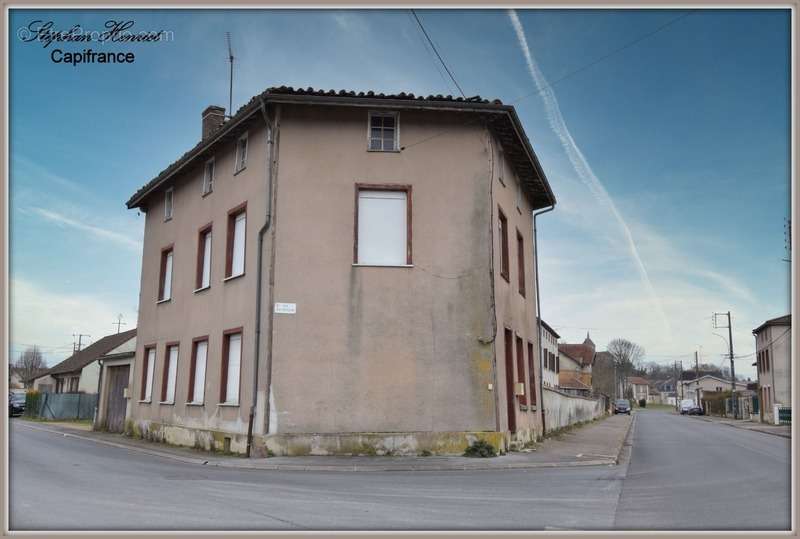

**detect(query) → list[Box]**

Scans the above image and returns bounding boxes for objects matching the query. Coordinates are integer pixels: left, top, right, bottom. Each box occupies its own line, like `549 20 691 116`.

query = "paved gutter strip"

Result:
687 415 790 439
15 417 629 473
614 413 636 464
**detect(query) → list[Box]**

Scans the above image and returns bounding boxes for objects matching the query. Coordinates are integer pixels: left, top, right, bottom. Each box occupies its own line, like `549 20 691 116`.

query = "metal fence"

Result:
30 392 98 420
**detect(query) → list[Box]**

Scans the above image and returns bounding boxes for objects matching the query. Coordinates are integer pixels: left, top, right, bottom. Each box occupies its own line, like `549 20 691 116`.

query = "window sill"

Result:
159 401 175 406
500 273 510 283
218 402 239 407
498 176 506 187
194 285 210 294
517 206 522 215
352 263 414 268
223 273 245 283
367 149 401 153
186 402 204 406
233 166 247 176
138 399 152 404
202 190 213 198
164 216 173 222
156 298 171 305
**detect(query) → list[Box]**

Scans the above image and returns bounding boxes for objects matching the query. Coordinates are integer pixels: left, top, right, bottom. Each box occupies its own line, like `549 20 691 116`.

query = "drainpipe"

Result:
533 204 555 436
94 358 103 429
246 98 276 457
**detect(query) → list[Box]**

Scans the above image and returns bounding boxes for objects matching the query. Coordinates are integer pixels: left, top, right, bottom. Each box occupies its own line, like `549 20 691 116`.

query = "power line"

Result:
410 10 466 99
407 11 458 96
401 9 694 152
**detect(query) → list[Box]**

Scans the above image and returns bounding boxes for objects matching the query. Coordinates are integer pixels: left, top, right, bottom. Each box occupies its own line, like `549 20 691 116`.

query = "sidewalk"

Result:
15 413 634 472
688 414 790 438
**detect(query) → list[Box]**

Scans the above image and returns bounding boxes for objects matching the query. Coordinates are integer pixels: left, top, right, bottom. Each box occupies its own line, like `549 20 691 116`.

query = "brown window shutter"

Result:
528 342 536 405
516 336 526 405
220 334 229 403
517 231 525 296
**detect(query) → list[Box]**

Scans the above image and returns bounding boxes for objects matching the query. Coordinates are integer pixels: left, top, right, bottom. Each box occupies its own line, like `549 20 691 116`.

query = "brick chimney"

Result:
202 106 226 139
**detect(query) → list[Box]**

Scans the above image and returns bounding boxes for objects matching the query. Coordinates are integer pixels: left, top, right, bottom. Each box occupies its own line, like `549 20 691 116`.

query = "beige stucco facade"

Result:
127 93 553 455
753 316 791 423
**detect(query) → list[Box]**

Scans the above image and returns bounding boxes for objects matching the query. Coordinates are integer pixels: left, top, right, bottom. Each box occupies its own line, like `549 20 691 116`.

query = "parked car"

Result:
688 405 705 416
8 393 25 417
613 399 631 415
680 399 696 415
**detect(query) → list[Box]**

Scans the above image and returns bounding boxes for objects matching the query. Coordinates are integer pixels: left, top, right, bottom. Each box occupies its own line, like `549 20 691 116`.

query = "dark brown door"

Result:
504 329 517 433
105 365 130 433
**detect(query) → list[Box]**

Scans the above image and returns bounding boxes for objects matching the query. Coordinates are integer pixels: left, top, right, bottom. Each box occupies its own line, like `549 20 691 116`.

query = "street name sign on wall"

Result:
274 302 297 314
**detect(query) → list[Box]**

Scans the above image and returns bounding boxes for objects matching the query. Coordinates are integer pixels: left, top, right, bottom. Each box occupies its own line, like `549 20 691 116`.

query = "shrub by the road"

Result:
463 440 497 458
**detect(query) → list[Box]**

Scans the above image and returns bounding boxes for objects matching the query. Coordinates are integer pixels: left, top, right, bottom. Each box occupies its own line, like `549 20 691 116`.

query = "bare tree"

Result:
608 338 645 398
13 346 45 384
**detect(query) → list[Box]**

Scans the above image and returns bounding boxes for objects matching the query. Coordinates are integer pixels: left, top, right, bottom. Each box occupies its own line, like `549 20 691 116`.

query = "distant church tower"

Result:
583 332 595 351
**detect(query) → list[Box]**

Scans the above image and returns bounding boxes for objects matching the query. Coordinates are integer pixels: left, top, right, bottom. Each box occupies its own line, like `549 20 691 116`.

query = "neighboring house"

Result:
679 374 749 405
752 314 791 423
96 336 137 433
9 368 24 389
540 319 560 389
125 86 556 456
652 378 677 405
558 333 596 391
29 370 55 393
47 330 137 394
627 376 650 403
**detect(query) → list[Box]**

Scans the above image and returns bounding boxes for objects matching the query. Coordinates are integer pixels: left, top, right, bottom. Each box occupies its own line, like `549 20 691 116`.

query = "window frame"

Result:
498 207 509 282
220 327 243 406
164 187 174 221
195 223 212 292
367 111 400 152
139 344 156 402
202 157 215 196
188 336 209 405
234 132 248 174
160 342 179 404
158 244 174 303
516 229 525 297
353 183 413 266
225 202 247 280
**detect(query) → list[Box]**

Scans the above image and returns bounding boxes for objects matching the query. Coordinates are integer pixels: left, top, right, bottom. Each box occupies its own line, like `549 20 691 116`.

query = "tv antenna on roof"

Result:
226 32 235 119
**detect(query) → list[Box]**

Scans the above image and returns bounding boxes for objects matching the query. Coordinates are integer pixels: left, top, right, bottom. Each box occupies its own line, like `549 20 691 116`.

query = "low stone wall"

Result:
543 387 606 431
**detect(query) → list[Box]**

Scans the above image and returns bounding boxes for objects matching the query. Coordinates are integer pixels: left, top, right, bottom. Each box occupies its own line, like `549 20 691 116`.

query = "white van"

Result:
680 399 696 415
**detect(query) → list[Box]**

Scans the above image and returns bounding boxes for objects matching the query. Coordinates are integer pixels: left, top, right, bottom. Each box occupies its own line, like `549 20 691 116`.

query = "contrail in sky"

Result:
508 9 672 338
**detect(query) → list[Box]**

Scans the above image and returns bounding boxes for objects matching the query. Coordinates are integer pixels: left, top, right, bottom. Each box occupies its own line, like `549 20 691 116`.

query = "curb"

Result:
15 420 621 473
614 414 636 464
686 415 791 439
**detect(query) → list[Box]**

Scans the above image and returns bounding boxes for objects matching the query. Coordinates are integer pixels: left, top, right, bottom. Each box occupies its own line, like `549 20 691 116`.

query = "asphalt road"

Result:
9 411 791 531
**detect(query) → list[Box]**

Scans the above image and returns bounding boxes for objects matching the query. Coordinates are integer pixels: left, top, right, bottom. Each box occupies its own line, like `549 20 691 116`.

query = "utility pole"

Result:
713 311 737 418
695 350 700 405
113 314 126 334
73 334 90 353
679 360 684 402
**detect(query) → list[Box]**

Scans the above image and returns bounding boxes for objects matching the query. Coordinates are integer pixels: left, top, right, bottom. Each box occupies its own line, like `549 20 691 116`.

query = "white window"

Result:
163 345 178 403
368 112 398 151
197 229 211 290
203 158 215 195
144 347 155 401
223 332 242 404
227 210 246 278
356 188 409 266
191 340 207 404
159 248 173 301
235 133 248 173
164 188 174 220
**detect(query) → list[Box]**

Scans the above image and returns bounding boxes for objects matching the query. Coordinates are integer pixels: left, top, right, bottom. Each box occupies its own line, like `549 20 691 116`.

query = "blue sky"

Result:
9 9 790 378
